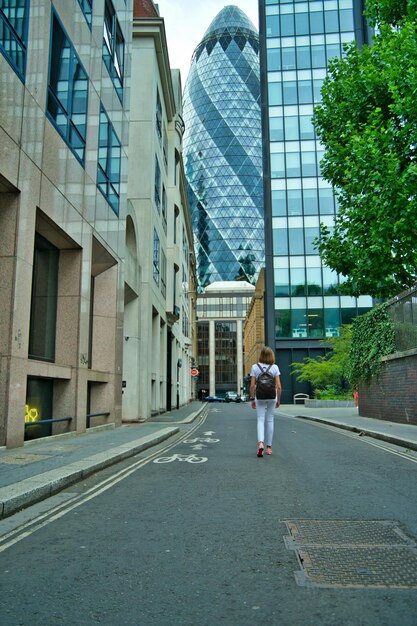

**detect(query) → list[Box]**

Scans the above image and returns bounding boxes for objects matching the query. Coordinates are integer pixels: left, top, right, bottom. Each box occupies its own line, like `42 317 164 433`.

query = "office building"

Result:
196 281 255 398
0 0 132 447
124 0 197 419
183 5 264 291
259 0 373 402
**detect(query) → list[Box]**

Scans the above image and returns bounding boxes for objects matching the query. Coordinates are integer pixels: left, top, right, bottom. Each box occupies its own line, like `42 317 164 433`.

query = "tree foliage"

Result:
291 326 352 392
348 303 395 386
313 2 417 298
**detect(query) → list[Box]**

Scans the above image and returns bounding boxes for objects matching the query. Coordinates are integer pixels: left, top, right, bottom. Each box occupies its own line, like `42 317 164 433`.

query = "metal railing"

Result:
386 285 417 352
24 416 73 429
24 411 111 431
86 411 110 428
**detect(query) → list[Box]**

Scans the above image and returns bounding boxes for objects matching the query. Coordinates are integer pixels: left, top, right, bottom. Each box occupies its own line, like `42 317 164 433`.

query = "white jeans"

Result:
256 399 276 446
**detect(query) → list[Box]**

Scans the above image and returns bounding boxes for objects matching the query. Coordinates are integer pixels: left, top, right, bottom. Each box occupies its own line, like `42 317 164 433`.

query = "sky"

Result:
155 1 259 85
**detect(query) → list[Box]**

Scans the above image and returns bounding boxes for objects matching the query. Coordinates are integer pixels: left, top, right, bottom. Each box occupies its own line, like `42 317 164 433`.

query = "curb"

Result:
292 414 417 452
0 426 179 520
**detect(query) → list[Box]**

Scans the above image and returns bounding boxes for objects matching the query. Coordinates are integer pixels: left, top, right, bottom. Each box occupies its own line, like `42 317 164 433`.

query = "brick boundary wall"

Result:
358 349 417 424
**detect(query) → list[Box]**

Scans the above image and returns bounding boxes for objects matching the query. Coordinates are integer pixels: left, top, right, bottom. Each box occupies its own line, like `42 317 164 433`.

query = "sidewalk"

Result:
279 404 417 452
0 402 206 520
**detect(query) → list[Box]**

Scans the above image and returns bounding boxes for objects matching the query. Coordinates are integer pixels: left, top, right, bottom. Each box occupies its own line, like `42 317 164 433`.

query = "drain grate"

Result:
283 519 417 589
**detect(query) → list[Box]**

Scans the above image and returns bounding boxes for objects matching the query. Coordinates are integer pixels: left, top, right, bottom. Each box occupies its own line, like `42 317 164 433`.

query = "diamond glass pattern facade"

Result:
260 0 374 402
183 6 264 291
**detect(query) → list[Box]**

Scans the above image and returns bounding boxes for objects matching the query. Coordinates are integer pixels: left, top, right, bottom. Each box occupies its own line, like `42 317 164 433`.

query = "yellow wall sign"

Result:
25 404 40 423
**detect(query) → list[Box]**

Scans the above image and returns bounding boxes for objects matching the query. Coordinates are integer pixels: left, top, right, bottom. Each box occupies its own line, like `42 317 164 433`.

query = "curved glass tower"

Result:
183 6 264 291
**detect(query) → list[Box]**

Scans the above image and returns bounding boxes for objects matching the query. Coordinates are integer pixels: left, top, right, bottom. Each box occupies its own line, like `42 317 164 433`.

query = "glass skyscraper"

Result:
259 0 373 402
183 6 264 291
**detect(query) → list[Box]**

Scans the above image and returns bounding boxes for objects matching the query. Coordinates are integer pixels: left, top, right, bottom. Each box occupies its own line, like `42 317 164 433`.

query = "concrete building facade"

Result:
0 0 132 448
124 1 197 420
195 281 255 399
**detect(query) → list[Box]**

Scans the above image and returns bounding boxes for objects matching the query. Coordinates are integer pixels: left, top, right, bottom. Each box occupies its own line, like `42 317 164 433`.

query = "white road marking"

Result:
283 414 417 464
0 410 209 553
153 453 207 464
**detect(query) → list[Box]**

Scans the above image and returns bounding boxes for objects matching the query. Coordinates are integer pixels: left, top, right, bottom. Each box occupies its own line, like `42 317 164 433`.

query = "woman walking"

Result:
249 346 281 457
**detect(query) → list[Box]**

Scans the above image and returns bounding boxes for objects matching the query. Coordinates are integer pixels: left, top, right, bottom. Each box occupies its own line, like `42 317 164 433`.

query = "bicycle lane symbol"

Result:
153 433 218 464
182 437 219 444
153 453 207 464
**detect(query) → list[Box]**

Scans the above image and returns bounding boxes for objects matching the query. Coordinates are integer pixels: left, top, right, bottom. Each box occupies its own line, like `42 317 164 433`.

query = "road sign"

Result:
191 368 199 377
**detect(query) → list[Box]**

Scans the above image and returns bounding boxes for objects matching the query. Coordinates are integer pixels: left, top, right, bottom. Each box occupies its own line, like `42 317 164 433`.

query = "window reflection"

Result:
97 105 121 214
289 228 304 255
324 308 341 337
0 0 29 78
47 12 88 164
291 268 306 296
275 309 291 338
272 189 286 216
307 267 322 295
103 0 124 101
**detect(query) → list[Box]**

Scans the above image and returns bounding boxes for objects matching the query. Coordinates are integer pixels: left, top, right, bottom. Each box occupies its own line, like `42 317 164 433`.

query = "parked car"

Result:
205 395 225 402
225 391 240 403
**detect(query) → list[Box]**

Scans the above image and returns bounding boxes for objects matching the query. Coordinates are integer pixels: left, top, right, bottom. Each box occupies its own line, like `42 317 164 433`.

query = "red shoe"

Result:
257 444 264 457
266 446 272 455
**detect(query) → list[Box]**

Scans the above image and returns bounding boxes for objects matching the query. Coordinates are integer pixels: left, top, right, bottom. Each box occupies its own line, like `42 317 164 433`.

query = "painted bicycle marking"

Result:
183 437 219 444
153 453 208 464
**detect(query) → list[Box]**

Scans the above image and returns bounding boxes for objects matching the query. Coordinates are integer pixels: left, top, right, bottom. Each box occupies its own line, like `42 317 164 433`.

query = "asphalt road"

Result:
1 402 417 626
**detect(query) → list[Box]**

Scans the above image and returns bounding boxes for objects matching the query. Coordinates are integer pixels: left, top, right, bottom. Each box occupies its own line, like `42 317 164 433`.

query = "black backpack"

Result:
255 363 276 400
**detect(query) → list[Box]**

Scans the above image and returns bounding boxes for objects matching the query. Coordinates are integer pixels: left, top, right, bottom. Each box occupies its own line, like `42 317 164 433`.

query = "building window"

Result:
174 150 180 186
154 157 161 210
163 125 168 167
0 0 29 79
153 229 160 284
161 250 166 297
162 186 167 233
29 234 59 362
47 12 88 164
215 321 237 386
103 0 124 101
182 228 189 265
77 0 93 28
182 306 189 337
97 105 121 215
25 377 54 441
174 205 179 243
156 89 162 142
197 321 209 386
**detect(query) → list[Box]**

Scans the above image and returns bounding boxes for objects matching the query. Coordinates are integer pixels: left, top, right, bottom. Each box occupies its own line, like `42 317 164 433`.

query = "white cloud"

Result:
155 1 259 85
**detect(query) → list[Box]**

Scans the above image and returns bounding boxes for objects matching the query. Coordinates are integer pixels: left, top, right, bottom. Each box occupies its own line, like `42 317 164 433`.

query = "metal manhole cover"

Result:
284 519 413 547
282 520 417 589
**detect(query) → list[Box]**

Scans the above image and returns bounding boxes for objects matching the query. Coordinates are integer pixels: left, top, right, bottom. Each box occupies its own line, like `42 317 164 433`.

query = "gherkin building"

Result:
183 5 264 292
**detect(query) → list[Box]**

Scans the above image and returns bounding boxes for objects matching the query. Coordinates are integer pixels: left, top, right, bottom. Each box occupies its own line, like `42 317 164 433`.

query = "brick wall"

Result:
358 350 417 424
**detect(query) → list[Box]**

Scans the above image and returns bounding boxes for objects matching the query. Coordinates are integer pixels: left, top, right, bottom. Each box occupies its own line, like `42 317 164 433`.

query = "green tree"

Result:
348 303 395 387
312 1 417 298
291 326 352 394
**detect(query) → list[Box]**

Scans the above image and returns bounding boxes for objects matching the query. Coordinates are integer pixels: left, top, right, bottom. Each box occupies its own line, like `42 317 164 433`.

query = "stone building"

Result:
123 0 197 419
196 281 255 399
0 0 132 447
244 268 266 378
